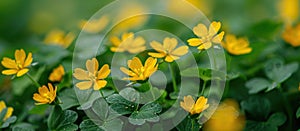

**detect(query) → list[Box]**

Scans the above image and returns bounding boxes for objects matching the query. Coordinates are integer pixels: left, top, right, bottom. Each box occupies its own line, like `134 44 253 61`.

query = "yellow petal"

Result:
76 81 93 90
171 46 189 56
15 49 26 66
94 80 107 90
2 69 18 75
4 107 13 120
98 64 110 79
128 57 143 71
132 36 146 46
0 101 6 110
110 47 125 52
148 52 166 58
165 55 175 62
212 31 225 43
209 21 221 36
86 58 99 74
120 67 136 76
122 32 134 40
24 52 33 67
150 41 165 53
180 95 195 112
163 37 178 52
1 57 17 69
33 93 49 104
16 68 29 77
198 42 212 50
187 38 202 46
110 36 121 46
73 68 89 80
144 57 157 69
38 85 49 95
127 46 146 54
62 32 75 48
193 23 208 37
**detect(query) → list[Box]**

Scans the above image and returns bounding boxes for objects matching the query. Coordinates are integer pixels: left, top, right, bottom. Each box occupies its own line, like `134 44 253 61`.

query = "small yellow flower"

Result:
0 101 13 121
298 83 300 91
49 65 65 82
188 21 225 50
148 37 189 62
110 32 146 54
282 24 300 47
120 57 158 81
278 0 299 23
1 49 33 77
221 34 252 55
44 29 75 48
32 83 57 105
180 95 209 115
204 99 245 131
79 15 109 33
73 58 110 90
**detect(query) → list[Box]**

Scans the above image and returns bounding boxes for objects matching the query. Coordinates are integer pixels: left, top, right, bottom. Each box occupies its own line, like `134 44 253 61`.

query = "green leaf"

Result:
129 102 162 125
79 119 104 131
1 116 16 128
245 121 277 131
181 67 226 81
267 112 286 126
119 88 140 103
12 123 36 131
12 66 45 95
245 78 271 94
48 105 78 130
76 89 101 110
101 118 123 131
136 123 164 131
296 106 300 118
264 59 299 83
106 94 137 115
248 20 283 40
58 88 79 110
0 108 7 122
29 104 49 115
241 96 271 119
35 45 69 65
176 116 201 131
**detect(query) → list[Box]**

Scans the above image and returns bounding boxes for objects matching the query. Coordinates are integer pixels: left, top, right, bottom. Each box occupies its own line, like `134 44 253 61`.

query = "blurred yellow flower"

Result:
282 24 300 47
0 101 13 121
1 49 33 77
44 29 75 48
33 83 57 105
148 37 189 62
180 95 209 115
204 99 245 131
112 3 148 33
49 65 65 82
278 0 299 23
79 15 109 34
188 21 225 50
110 32 146 53
222 34 252 55
73 58 110 90
168 0 211 18
120 57 158 81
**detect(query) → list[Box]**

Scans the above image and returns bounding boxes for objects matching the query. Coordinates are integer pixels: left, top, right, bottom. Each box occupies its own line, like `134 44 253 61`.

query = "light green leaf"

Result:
129 102 162 125
265 59 298 83
296 107 300 118
48 105 78 130
58 88 79 110
245 78 270 94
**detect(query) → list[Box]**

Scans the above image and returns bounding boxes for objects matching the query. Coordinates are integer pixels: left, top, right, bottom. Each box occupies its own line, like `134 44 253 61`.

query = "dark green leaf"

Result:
106 94 137 115
241 96 271 119
48 105 78 130
267 112 286 126
245 121 277 131
1 116 16 128
296 107 300 118
245 78 270 94
176 116 201 131
58 88 79 110
12 123 36 131
79 119 104 131
264 59 298 83
129 103 162 125
29 104 49 115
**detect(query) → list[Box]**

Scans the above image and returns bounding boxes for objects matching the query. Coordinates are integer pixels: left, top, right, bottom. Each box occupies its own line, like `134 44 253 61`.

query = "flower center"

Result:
88 72 96 80
42 93 53 103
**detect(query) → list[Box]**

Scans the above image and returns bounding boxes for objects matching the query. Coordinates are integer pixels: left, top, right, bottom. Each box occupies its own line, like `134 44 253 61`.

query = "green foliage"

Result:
48 106 78 131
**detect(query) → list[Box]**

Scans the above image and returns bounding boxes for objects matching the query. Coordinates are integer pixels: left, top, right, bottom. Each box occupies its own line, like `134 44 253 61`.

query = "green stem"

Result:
26 73 41 88
99 89 108 103
211 47 217 69
200 80 207 96
111 85 119 93
169 63 178 92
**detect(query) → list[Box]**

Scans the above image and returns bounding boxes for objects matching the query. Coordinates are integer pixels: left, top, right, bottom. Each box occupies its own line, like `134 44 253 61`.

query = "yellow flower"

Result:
32 83 57 105
278 0 299 23
282 24 300 47
110 32 146 53
148 37 189 62
49 65 65 82
120 57 158 81
73 58 110 90
221 34 252 55
79 15 109 33
298 83 300 91
188 21 225 50
168 0 211 18
0 101 13 121
204 99 245 131
180 95 209 115
44 29 75 48
1 49 33 77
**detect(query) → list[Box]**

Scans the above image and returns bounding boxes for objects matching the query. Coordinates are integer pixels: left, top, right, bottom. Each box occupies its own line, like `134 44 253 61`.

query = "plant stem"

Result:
111 85 119 93
26 73 41 88
99 89 108 103
169 63 178 92
200 80 207 96
278 87 293 130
